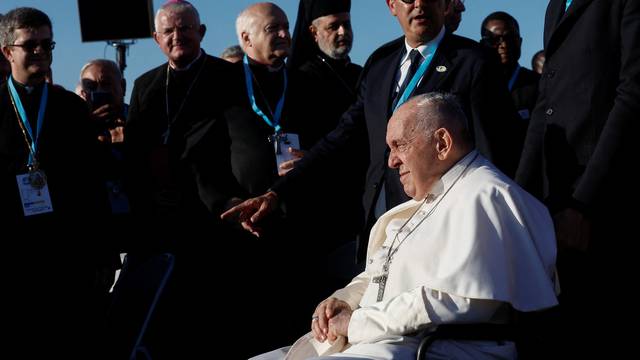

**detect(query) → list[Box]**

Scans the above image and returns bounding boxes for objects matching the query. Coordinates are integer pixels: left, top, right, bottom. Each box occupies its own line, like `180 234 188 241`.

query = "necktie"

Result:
392 49 422 110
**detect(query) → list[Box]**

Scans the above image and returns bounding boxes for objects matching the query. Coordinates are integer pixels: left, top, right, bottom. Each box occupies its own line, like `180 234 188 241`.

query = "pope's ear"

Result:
434 128 453 160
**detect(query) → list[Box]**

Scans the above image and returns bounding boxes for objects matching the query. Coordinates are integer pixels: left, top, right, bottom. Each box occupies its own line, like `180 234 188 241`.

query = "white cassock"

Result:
252 151 559 360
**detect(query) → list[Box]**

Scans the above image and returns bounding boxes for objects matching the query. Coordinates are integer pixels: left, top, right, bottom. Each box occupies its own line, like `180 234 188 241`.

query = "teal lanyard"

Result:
508 64 521 92
393 37 443 113
8 78 48 167
242 55 287 134
565 0 573 12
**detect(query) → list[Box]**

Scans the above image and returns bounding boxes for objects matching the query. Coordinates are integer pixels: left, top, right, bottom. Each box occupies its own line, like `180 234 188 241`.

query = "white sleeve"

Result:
330 271 370 310
347 286 504 344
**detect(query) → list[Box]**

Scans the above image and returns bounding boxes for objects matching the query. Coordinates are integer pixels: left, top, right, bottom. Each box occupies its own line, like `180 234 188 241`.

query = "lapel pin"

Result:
436 65 447 73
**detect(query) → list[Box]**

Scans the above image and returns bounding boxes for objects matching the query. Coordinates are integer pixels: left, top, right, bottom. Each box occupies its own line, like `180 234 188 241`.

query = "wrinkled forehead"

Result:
314 12 350 26
157 8 199 27
13 25 52 40
254 7 288 27
387 109 417 141
83 65 119 82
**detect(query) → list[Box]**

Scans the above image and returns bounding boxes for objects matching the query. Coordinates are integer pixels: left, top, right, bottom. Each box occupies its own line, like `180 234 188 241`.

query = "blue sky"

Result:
1 1 548 102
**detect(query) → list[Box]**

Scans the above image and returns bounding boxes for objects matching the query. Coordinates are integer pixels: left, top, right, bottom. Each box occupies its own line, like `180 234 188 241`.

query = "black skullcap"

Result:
307 0 350 22
288 0 351 70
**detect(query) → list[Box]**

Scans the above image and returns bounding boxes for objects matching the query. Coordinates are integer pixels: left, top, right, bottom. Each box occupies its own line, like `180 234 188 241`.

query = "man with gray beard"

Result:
285 0 366 299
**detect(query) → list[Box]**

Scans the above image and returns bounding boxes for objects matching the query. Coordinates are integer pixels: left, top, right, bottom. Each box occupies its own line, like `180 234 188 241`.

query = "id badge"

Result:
16 169 54 216
273 132 300 170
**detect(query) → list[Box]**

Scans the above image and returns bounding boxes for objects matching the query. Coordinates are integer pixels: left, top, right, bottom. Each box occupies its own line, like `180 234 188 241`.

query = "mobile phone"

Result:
90 91 113 109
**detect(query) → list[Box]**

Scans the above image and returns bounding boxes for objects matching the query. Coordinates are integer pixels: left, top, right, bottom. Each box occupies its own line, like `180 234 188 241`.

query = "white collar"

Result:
170 49 203 71
400 26 446 65
427 149 478 202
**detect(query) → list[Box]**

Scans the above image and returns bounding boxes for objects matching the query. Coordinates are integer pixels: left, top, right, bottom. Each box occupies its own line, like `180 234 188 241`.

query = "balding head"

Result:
236 2 290 67
387 93 471 199
78 59 125 110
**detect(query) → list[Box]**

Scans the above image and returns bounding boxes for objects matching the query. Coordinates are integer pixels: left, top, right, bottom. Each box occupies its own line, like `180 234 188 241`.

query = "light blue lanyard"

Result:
565 0 573 12
8 77 48 167
508 64 521 92
393 38 443 113
242 55 287 134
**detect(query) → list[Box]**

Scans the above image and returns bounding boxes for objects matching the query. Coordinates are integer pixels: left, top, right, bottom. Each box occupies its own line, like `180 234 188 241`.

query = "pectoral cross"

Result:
371 262 390 302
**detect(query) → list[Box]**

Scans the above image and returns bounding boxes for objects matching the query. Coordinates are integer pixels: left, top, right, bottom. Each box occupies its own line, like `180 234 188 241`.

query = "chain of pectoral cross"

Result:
371 152 479 302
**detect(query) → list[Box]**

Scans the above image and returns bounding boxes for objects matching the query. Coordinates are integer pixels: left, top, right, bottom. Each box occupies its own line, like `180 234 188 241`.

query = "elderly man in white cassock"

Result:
250 92 559 360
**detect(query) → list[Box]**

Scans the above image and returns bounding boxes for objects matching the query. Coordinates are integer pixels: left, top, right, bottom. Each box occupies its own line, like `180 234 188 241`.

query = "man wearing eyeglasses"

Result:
223 0 520 262
0 6 111 356
480 12 539 146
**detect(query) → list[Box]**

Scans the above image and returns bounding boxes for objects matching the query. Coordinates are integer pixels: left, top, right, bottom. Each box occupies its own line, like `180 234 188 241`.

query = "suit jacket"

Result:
516 0 640 219
125 53 239 245
273 33 519 260
511 66 539 123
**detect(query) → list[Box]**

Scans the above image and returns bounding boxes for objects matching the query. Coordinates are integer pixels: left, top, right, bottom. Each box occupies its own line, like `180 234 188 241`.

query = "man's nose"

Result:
278 28 290 39
388 151 401 169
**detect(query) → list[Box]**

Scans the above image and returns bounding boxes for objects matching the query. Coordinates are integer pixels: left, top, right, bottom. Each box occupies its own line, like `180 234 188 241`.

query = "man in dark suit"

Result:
516 0 640 355
124 1 238 357
480 12 539 152
223 0 518 261
0 7 110 356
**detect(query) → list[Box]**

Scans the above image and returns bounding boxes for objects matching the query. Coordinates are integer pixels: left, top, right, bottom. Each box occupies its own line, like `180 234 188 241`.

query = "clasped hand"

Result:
311 297 352 344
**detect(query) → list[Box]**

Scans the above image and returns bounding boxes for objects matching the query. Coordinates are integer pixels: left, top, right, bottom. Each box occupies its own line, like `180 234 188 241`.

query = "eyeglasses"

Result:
8 40 56 53
480 33 517 46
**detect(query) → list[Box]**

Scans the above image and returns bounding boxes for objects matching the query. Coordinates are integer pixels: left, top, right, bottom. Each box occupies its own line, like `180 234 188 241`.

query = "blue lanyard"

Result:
565 0 573 11
393 38 443 113
8 77 48 167
242 55 287 134
508 64 521 92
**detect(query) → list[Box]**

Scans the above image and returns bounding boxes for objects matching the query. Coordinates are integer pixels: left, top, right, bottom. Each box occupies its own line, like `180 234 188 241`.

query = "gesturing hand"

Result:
220 191 278 237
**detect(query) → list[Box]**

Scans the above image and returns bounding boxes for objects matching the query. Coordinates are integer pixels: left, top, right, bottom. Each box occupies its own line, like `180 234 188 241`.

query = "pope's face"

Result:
386 106 441 200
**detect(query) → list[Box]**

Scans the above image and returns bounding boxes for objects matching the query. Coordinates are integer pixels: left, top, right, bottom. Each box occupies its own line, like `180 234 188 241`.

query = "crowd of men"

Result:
1 0 636 358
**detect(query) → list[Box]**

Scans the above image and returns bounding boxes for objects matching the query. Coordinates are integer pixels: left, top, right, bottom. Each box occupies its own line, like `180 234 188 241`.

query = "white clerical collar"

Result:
170 49 203 71
401 25 446 66
427 150 478 201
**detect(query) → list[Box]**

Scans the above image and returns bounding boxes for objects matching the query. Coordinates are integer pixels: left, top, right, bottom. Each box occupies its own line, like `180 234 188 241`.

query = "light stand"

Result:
108 40 136 74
